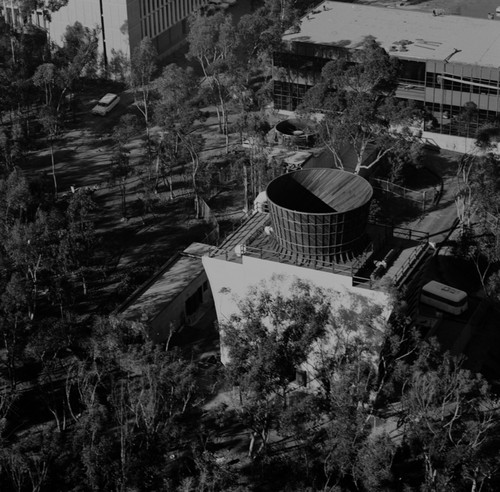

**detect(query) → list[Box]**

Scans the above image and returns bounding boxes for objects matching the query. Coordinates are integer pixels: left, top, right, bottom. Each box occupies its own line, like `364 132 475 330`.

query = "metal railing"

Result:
392 225 429 242
371 177 437 212
241 244 374 288
392 242 430 287
207 219 430 290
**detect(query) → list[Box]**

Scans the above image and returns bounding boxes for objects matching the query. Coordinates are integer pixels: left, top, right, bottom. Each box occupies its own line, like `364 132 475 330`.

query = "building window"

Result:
185 286 203 316
295 370 308 387
273 81 309 111
399 60 425 85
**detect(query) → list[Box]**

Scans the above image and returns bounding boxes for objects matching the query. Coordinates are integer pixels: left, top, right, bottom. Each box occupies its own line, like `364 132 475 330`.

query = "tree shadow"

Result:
371 192 423 225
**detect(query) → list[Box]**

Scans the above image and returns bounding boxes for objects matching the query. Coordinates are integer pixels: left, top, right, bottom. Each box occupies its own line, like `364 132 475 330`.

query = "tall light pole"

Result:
99 0 108 68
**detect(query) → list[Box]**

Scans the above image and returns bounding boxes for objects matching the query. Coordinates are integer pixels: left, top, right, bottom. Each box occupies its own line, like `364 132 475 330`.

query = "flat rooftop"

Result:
283 1 500 68
209 212 429 290
118 242 211 323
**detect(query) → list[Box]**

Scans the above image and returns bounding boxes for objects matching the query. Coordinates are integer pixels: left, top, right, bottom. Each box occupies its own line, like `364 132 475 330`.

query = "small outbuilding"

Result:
117 243 213 343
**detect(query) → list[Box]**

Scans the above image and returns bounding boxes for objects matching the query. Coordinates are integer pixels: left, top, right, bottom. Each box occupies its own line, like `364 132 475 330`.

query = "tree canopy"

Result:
300 39 419 174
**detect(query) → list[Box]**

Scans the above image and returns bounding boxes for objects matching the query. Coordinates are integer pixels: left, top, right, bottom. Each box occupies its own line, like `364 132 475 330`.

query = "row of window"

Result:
424 102 500 138
0 7 48 29
426 72 500 96
273 80 500 139
140 0 204 39
273 81 309 111
273 52 328 75
276 53 500 97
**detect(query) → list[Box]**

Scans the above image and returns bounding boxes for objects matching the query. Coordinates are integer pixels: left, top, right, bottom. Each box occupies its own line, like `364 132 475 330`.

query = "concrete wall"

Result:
45 0 201 62
149 271 212 343
126 0 141 56
153 18 186 59
48 0 130 58
421 131 478 154
202 254 391 364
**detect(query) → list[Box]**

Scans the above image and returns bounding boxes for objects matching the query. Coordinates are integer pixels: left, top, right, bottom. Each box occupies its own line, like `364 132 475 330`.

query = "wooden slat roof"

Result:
267 168 372 213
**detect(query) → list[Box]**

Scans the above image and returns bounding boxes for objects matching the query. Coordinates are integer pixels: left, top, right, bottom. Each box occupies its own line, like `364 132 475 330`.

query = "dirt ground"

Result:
20 82 246 313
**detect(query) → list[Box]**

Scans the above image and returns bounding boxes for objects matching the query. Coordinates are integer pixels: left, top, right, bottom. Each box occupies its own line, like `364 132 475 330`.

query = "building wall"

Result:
202 254 391 364
126 0 141 57
2 0 209 61
45 0 130 58
136 0 208 58
421 131 478 154
273 44 500 140
148 271 213 343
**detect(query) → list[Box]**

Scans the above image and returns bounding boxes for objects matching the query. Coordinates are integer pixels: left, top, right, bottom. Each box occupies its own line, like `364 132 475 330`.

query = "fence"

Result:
370 177 438 212
484 211 500 232
198 197 220 245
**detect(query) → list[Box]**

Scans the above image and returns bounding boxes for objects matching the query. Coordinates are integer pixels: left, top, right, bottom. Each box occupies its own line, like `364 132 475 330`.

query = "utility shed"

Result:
117 243 213 343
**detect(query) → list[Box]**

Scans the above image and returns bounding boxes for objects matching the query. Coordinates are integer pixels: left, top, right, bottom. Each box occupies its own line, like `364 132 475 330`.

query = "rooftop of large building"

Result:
283 1 500 68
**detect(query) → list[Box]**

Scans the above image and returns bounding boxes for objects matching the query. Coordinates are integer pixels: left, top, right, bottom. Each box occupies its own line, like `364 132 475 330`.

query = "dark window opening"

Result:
185 286 203 316
295 370 308 387
400 60 426 84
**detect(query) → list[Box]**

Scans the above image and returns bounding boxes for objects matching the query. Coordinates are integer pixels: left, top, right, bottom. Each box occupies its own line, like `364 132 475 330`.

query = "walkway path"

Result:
402 150 460 245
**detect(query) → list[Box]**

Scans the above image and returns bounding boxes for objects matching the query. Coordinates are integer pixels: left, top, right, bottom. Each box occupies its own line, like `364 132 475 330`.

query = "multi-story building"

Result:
273 1 500 151
1 0 209 62
203 168 433 373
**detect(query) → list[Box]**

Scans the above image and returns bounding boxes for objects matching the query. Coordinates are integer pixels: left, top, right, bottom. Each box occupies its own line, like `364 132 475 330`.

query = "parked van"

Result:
91 93 120 116
421 280 468 315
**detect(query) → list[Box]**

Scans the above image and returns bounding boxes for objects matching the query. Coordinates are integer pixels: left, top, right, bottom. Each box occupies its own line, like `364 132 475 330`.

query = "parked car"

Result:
91 93 120 116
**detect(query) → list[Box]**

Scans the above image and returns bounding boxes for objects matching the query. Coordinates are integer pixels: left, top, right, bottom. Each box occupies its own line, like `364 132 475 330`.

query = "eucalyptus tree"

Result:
300 39 419 174
153 63 205 212
130 37 158 181
187 11 237 152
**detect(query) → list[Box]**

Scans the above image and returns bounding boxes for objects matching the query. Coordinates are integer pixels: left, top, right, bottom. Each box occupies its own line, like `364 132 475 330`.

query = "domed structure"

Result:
266 168 373 263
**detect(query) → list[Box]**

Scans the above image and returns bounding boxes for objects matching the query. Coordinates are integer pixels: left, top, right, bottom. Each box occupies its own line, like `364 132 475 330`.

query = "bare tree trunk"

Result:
50 140 57 196
243 164 249 214
168 175 174 201
120 181 126 219
248 431 257 458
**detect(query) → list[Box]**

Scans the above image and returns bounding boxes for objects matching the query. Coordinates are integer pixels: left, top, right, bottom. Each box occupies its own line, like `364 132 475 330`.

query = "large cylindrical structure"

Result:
266 169 372 263
274 118 317 148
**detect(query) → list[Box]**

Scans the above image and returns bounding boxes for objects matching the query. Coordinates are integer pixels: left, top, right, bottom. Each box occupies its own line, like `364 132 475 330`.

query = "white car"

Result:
91 93 120 116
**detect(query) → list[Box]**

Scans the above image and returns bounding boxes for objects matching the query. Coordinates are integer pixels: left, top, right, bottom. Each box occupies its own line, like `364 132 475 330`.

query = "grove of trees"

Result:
1 0 500 491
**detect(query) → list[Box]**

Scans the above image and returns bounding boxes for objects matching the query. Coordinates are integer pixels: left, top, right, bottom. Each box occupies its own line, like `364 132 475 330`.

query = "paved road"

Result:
402 151 460 245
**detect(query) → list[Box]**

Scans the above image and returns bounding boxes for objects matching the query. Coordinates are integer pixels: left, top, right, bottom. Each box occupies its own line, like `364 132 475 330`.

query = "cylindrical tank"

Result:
275 118 317 148
266 168 373 263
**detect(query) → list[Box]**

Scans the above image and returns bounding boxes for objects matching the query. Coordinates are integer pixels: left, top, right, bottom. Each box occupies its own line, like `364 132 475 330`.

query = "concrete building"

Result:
117 243 214 343
1 0 209 62
202 169 433 374
273 1 500 152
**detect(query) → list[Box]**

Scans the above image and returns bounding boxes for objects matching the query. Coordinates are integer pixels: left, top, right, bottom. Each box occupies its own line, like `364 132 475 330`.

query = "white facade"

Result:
202 254 392 365
48 0 131 58
1 0 209 61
